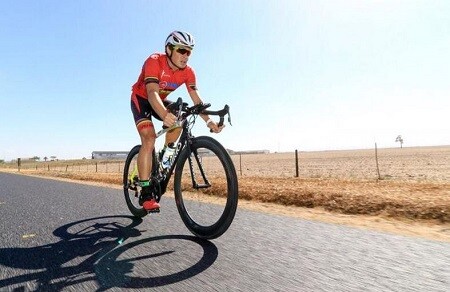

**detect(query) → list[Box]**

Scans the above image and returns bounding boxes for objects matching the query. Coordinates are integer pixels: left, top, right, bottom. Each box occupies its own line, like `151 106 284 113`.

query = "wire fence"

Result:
4 146 449 182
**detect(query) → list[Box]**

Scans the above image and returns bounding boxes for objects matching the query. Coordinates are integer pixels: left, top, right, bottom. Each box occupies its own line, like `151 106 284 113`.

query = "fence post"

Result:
239 154 242 176
17 158 21 172
295 150 299 177
96 162 98 173
375 143 381 181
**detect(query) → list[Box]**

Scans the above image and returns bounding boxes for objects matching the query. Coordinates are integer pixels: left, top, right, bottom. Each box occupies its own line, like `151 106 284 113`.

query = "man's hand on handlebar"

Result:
163 112 177 128
207 120 225 133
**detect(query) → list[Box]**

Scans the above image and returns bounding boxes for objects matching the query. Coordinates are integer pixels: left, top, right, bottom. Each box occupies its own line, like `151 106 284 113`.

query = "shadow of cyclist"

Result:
0 215 218 291
95 234 219 289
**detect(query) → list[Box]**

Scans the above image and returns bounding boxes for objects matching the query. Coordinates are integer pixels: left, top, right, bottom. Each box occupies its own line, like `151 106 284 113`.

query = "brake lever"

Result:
210 105 231 132
225 105 232 126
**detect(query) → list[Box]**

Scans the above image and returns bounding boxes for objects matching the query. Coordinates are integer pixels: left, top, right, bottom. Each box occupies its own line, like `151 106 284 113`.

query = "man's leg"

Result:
136 121 160 211
137 121 155 180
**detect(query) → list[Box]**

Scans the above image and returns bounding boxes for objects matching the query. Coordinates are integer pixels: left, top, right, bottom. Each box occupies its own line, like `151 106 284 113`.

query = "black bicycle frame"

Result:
154 118 209 198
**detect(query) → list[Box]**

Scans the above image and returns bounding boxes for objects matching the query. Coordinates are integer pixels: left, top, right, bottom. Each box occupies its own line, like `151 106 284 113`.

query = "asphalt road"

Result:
0 172 449 291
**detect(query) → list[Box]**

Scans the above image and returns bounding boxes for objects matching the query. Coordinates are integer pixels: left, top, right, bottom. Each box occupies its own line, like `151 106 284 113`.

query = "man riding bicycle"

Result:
130 31 223 212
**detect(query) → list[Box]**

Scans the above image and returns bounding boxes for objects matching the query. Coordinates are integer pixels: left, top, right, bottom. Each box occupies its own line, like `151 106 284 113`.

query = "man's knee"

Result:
137 121 156 139
137 120 154 132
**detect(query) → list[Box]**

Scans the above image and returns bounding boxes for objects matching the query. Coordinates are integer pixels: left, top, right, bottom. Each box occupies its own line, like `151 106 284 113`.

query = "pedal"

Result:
147 208 160 214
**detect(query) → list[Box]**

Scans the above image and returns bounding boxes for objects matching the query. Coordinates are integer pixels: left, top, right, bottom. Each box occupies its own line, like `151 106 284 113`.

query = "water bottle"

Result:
160 143 176 170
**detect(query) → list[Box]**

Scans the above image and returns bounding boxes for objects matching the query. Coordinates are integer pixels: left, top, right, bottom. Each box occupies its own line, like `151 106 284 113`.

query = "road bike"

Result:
123 98 238 239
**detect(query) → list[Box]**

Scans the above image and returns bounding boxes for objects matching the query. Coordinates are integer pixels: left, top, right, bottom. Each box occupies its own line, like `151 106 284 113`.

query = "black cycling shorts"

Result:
131 94 172 125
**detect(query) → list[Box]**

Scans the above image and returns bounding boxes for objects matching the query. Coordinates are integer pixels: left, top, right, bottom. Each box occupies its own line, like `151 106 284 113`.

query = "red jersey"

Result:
131 53 197 100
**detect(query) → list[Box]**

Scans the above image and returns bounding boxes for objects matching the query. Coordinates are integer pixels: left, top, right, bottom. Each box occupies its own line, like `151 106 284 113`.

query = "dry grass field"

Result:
2 146 449 225
230 146 450 223
231 146 449 181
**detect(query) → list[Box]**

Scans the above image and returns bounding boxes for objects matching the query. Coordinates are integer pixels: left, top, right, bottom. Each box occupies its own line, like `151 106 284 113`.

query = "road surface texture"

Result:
0 172 449 291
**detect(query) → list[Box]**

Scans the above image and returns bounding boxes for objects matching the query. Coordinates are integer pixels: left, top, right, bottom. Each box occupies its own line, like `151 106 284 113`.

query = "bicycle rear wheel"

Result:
123 145 157 218
174 136 238 239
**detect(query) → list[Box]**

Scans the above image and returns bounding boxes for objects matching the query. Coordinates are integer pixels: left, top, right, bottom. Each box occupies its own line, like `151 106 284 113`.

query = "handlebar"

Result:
166 97 232 130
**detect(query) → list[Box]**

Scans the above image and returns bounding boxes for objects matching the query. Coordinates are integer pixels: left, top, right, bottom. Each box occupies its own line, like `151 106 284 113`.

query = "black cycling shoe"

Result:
138 190 152 206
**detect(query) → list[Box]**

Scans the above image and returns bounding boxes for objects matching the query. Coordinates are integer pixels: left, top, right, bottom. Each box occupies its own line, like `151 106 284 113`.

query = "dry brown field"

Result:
215 146 450 223
231 145 449 181
2 146 449 227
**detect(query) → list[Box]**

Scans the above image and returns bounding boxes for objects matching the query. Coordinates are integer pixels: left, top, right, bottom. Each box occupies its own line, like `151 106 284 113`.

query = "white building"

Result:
91 151 129 160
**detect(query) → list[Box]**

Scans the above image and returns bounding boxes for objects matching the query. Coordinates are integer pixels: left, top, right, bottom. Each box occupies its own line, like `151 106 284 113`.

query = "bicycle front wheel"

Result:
174 136 238 239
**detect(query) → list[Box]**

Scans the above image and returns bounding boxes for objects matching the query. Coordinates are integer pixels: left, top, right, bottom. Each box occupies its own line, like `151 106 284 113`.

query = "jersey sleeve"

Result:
143 54 161 85
185 67 197 92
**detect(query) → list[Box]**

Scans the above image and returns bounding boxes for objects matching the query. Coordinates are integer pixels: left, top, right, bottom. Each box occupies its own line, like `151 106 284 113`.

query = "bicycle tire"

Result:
174 136 239 239
123 145 157 218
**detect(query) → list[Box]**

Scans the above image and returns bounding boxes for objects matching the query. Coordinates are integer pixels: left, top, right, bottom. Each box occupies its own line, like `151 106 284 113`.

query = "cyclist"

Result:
130 30 223 212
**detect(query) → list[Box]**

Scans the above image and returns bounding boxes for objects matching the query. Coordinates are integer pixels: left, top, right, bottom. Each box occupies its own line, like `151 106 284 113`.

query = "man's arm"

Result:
188 90 224 133
146 83 176 127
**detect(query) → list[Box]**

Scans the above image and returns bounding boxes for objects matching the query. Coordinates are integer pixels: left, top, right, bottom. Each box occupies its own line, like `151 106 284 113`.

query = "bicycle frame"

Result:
154 120 191 196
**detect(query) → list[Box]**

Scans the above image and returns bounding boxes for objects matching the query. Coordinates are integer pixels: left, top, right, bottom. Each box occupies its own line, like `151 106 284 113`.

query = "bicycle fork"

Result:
188 149 211 189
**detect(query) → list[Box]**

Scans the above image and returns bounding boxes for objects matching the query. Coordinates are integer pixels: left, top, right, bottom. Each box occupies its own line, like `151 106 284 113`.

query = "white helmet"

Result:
165 31 195 49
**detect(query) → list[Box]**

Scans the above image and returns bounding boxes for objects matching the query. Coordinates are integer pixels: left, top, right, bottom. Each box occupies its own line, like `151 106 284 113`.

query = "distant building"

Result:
199 149 270 156
91 151 129 160
228 149 270 155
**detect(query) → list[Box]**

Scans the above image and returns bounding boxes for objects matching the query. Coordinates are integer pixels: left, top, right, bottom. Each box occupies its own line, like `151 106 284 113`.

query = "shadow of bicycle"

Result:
0 215 218 291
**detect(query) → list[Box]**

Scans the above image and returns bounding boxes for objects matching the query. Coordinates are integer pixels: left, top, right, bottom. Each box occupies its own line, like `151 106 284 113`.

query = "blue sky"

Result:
1 0 449 161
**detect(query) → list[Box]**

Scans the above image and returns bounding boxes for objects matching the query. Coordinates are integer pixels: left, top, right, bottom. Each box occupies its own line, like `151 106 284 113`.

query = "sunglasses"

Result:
175 47 192 56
